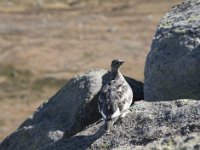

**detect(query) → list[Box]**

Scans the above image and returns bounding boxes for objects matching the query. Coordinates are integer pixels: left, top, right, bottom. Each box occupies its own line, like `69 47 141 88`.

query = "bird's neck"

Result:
111 69 121 80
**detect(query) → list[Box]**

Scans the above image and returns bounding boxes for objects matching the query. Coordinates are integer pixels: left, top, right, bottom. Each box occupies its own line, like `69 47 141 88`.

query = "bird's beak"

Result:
119 60 125 64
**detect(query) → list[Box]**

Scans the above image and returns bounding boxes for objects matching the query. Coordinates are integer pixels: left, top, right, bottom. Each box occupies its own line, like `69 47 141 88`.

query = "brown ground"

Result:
0 0 181 140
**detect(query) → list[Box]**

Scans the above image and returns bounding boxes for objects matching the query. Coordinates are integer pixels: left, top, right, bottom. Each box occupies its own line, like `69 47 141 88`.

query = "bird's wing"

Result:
113 81 133 112
98 80 133 119
98 83 119 119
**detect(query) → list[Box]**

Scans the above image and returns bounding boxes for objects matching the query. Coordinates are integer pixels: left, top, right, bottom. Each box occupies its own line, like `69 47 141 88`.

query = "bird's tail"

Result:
104 119 113 131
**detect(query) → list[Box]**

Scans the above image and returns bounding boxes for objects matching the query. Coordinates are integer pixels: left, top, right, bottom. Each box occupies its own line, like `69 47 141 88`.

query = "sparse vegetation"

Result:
0 65 32 90
32 77 66 91
0 65 66 96
0 65 67 139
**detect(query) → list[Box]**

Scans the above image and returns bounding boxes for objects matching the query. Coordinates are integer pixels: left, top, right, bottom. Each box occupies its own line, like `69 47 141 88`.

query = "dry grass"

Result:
0 0 181 140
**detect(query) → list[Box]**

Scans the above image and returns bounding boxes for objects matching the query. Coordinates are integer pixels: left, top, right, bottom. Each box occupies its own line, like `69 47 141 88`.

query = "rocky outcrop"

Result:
144 0 200 101
0 69 143 150
1 69 200 150
36 99 200 150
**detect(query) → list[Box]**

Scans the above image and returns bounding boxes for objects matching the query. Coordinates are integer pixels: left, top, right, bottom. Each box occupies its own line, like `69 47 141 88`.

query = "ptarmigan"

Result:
98 59 133 131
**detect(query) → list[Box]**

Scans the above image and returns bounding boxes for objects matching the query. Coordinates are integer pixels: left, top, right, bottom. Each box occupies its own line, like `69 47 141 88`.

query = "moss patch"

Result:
0 65 32 91
0 65 67 101
32 77 66 92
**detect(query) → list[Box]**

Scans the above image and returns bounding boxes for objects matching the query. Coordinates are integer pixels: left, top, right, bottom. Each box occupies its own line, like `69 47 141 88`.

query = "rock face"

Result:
32 100 200 150
144 0 200 101
0 69 143 150
134 132 200 150
1 69 200 150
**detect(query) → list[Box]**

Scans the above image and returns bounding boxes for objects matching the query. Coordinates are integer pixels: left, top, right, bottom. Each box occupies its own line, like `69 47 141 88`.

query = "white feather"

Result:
100 110 107 119
111 108 120 118
120 86 133 112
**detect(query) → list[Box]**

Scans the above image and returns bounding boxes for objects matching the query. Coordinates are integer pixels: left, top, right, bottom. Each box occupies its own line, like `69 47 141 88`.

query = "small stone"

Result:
48 130 64 142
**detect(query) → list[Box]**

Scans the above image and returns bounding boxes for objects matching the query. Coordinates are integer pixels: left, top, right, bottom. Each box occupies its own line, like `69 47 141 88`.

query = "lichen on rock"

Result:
144 0 200 101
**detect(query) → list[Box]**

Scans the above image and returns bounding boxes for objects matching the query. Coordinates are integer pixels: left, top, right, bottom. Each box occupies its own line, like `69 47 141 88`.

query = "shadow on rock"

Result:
40 125 106 150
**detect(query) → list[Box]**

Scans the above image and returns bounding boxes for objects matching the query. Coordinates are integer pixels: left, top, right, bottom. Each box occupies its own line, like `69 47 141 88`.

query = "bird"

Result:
98 59 133 131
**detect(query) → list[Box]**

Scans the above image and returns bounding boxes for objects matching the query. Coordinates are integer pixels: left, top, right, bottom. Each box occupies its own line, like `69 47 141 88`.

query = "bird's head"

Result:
111 59 125 71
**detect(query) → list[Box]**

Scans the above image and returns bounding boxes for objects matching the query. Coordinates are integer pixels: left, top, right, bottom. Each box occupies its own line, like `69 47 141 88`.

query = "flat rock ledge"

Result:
42 99 200 150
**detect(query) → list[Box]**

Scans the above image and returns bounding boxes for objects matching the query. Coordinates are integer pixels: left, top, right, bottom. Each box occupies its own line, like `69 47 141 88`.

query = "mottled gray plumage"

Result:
98 59 133 131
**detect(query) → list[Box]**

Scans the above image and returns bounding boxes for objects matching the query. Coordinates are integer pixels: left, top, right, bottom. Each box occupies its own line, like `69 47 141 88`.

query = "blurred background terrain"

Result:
0 0 181 140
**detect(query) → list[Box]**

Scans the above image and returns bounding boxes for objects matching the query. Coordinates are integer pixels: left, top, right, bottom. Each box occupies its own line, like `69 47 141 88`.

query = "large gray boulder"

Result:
144 0 200 101
36 99 200 150
0 69 143 150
